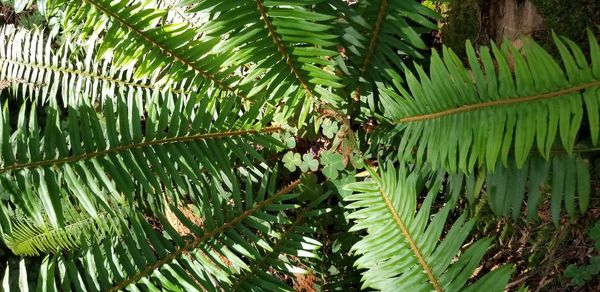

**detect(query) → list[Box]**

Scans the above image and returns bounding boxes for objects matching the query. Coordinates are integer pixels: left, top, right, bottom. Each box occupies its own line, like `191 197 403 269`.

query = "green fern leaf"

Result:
185 0 343 109
481 153 590 224
344 164 513 291
1 174 322 291
3 201 124 256
0 91 281 227
0 25 184 107
380 32 600 174
334 0 439 105
48 0 245 100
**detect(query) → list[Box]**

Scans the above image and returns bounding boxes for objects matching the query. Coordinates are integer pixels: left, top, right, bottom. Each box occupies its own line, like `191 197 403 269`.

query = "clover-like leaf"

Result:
322 118 339 139
272 111 288 126
321 151 345 179
565 264 588 286
271 129 297 150
565 258 600 287
350 153 366 169
282 151 302 172
282 132 296 149
300 153 319 172
331 172 355 198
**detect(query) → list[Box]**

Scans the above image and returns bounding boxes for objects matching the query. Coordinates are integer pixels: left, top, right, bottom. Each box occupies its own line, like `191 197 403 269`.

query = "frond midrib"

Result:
254 0 316 98
0 57 183 94
361 0 389 73
396 80 600 123
0 127 282 174
81 0 246 99
108 179 302 291
378 187 442 292
352 0 389 100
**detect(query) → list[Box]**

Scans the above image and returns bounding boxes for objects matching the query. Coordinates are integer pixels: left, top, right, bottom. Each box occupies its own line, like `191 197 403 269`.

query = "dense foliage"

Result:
0 0 598 291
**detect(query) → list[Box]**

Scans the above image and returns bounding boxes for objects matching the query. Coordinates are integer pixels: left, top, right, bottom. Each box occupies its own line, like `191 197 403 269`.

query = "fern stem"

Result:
397 80 600 123
379 187 442 292
557 146 600 153
0 127 282 173
361 0 388 74
230 206 309 291
108 179 301 291
352 0 388 101
254 0 316 98
81 0 246 99
0 58 185 94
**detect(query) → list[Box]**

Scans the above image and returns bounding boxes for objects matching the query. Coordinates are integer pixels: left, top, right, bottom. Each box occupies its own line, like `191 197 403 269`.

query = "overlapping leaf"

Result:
45 0 345 110
185 0 344 109
0 25 180 107
2 176 322 291
344 164 513 291
484 154 590 224
333 0 438 106
0 90 281 228
380 32 600 174
46 0 245 101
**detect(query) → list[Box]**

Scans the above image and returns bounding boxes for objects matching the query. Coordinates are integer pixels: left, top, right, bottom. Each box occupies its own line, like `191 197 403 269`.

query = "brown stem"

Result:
254 0 316 98
380 187 442 292
397 80 600 123
0 127 282 173
109 179 301 291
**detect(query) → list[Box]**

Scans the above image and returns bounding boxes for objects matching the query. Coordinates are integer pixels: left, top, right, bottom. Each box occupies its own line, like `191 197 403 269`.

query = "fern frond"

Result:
0 25 183 106
333 0 438 100
344 164 513 291
227 204 323 291
3 201 124 256
311 203 363 291
0 175 317 291
42 0 349 115
48 0 246 100
380 31 600 173
185 0 343 106
484 153 590 224
0 90 281 227
446 151 591 225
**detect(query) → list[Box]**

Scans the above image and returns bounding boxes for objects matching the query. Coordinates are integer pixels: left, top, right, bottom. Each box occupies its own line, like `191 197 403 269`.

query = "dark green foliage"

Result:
532 0 600 55
439 0 482 60
441 0 600 60
482 154 590 224
0 0 597 291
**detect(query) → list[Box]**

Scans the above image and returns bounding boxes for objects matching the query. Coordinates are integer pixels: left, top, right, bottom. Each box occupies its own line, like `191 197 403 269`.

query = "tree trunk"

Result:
483 0 544 47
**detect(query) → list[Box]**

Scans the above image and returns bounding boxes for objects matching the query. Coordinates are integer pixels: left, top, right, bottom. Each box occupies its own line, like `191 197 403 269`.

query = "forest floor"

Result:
472 192 600 291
